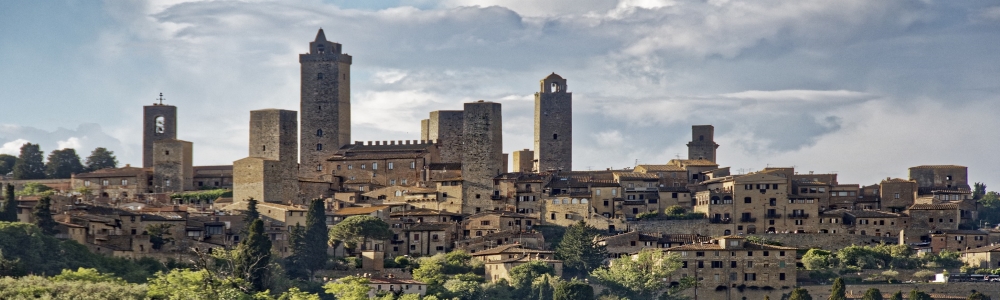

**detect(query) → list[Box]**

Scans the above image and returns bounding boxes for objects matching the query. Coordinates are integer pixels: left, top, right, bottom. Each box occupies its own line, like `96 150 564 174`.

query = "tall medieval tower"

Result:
461 101 503 214
143 96 176 168
687 125 719 163
534 73 572 172
300 28 352 177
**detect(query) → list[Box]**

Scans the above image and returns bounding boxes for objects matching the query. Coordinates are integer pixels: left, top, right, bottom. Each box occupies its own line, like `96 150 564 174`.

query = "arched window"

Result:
572 198 579 204
581 199 589 204
724 230 731 235
154 116 165 134
551 83 559 92
317 129 323 137
562 198 569 204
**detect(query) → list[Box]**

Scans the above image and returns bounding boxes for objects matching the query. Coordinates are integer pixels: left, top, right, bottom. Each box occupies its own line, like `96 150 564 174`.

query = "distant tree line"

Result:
0 142 117 179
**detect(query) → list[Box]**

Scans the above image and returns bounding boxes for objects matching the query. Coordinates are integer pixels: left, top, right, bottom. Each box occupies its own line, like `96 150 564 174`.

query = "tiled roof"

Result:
332 205 389 216
390 208 460 217
404 223 453 231
846 210 901 218
933 229 988 235
962 244 1000 253
908 203 959 210
468 210 536 219
663 240 797 251
635 165 685 172
614 172 660 180
669 159 719 167
473 244 553 256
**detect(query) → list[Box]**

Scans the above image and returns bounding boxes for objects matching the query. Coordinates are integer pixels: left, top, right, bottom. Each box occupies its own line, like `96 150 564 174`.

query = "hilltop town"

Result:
1 29 998 299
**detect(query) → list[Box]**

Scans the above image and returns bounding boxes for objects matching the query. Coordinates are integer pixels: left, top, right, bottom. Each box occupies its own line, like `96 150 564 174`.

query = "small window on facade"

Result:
317 73 324 80
316 144 322 151
317 129 323 137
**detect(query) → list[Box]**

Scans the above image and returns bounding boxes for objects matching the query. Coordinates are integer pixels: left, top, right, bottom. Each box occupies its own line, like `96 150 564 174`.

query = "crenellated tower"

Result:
299 28 352 177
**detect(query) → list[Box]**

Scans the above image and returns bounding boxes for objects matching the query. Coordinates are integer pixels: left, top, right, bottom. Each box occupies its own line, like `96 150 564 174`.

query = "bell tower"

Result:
534 73 572 172
687 125 719 163
299 29 352 178
143 93 177 168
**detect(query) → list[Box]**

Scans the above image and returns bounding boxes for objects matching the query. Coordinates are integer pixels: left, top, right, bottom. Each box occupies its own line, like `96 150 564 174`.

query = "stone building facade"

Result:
233 109 299 203
420 110 464 164
511 149 533 173
72 165 151 200
534 73 572 172
687 125 719 163
879 178 918 212
300 29 352 178
324 140 439 190
461 101 503 215
152 139 193 193
664 236 798 293
143 102 177 168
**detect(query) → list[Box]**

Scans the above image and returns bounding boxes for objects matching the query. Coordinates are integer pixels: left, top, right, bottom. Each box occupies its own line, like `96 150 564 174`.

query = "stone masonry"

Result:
512 149 534 172
300 28 352 178
425 110 464 164
152 139 193 193
534 73 572 172
234 109 299 203
687 125 719 163
143 103 177 168
462 101 503 214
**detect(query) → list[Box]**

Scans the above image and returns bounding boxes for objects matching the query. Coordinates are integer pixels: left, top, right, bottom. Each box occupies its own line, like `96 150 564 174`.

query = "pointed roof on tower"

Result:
315 28 327 42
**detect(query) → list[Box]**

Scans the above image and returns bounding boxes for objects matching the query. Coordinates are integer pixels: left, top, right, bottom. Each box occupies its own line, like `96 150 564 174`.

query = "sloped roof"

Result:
74 166 148 178
962 244 1000 253
332 205 389 216
635 164 685 172
908 203 959 210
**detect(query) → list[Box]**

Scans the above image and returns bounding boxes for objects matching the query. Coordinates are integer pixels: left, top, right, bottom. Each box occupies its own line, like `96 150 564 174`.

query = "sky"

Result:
1 0 999 186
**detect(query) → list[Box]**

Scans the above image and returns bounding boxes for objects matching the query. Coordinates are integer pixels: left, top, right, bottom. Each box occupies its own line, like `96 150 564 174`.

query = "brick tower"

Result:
143 94 176 168
534 73 572 172
300 28 352 177
687 125 719 163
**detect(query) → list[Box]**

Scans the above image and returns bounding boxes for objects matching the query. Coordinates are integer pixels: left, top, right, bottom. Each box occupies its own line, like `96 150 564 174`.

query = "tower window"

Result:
551 83 558 92
317 45 324 53
553 133 558 140
154 116 165 134
699 135 704 141
262 145 266 151
317 129 323 137
317 73 324 80
165 150 170 155
316 144 322 151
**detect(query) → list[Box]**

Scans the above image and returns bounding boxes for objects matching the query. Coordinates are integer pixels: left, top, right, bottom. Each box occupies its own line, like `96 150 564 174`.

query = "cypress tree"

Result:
789 288 813 300
243 198 260 227
33 196 57 235
555 220 607 277
302 198 328 278
829 277 846 300
1 184 18 222
285 224 308 279
237 219 271 292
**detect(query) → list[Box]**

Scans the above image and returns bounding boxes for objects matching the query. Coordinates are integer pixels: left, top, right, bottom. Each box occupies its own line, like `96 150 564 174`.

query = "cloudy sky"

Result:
1 0 998 186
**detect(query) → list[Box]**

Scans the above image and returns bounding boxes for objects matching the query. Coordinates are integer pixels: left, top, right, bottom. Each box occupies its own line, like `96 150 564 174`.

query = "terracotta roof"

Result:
635 165 685 172
468 210 536 219
908 203 959 210
663 240 797 251
880 178 914 183
933 229 988 235
962 244 1000 253
846 210 901 218
614 172 660 180
669 159 719 167
404 223 453 231
473 244 553 256
390 208 460 217
332 205 388 216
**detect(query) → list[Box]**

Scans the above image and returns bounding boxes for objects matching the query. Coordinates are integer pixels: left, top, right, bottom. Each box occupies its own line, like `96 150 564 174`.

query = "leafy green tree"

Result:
237 219 272 292
16 182 53 196
84 147 118 171
278 287 321 300
861 288 883 300
45 148 85 178
444 276 483 299
33 196 57 235
12 143 45 180
830 277 846 300
301 198 329 277
802 249 832 270
908 290 932 300
968 291 992 300
0 183 17 222
591 248 687 299
329 215 392 252
973 183 987 200
148 268 259 300
554 279 594 300
0 154 16 175
556 220 607 277
0 275 148 299
52 267 124 283
324 275 371 300
890 291 904 300
789 287 813 300
509 260 555 296
145 223 174 250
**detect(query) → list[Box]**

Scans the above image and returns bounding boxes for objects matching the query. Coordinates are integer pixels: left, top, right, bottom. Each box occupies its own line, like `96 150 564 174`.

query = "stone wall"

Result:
299 30 352 178
461 101 503 214
153 139 193 192
512 149 534 172
142 104 177 168
686 125 718 163
674 282 998 300
534 73 572 172
427 110 464 164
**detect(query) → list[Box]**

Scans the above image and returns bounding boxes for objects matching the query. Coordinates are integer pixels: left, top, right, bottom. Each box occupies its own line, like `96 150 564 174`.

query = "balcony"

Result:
764 213 782 219
787 213 810 219
710 218 732 224
739 217 757 223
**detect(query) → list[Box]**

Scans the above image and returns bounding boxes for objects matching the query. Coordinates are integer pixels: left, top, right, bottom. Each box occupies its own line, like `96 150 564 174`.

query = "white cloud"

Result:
0 139 29 155
57 137 83 150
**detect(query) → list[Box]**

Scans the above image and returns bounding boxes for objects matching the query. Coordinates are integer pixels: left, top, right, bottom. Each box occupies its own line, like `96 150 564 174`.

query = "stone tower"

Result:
512 149 534 172
152 139 193 193
534 73 572 172
422 110 464 163
143 101 177 168
234 109 299 203
461 101 503 214
687 125 719 163
300 28 352 177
